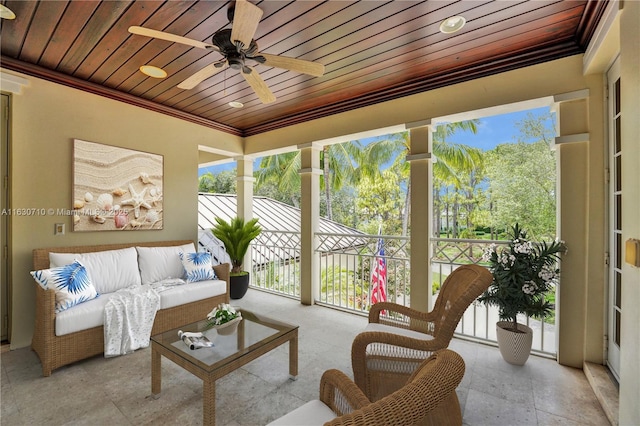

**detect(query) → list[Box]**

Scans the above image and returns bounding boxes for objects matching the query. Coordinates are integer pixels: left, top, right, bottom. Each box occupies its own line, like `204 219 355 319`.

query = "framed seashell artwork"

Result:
72 139 163 231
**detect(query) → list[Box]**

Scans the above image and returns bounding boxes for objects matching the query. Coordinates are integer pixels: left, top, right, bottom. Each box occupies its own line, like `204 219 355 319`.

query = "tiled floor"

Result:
1 290 609 425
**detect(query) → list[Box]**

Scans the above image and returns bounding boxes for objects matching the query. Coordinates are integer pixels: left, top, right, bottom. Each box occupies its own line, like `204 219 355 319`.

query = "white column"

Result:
236 156 255 273
405 121 434 311
552 91 591 368
298 143 321 305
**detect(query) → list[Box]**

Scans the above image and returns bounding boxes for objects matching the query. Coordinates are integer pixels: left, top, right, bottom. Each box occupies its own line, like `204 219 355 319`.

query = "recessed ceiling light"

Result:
0 4 16 19
139 65 167 78
229 101 244 108
440 16 466 34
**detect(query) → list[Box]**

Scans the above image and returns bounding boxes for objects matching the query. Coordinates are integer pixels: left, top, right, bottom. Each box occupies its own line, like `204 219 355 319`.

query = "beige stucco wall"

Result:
619 1 640 423
3 69 242 349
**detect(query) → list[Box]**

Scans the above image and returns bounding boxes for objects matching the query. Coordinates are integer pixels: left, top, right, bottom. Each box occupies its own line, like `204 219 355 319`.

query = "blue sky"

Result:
444 107 550 151
199 107 551 176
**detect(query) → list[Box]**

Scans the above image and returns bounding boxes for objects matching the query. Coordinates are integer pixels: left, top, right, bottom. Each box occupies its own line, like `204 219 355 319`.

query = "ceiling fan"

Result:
128 0 325 104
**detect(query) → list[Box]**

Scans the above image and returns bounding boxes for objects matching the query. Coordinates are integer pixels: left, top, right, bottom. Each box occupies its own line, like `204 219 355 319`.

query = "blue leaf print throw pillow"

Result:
31 260 99 313
179 252 216 283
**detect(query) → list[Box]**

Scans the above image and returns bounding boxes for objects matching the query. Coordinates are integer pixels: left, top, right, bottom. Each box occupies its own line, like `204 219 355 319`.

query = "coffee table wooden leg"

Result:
289 332 298 380
151 343 161 398
203 378 216 426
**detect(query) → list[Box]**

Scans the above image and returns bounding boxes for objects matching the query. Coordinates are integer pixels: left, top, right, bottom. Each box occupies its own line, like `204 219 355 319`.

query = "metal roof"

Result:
198 193 364 235
198 193 368 264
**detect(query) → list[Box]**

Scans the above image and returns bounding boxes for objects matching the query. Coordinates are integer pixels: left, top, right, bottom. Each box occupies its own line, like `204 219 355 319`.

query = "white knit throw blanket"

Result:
103 285 160 357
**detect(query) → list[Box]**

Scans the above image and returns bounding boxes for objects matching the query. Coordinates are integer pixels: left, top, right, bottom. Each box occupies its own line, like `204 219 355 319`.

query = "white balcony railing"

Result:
200 230 557 357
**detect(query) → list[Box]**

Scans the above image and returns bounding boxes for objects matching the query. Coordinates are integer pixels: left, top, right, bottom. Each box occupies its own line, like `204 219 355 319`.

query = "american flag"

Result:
370 228 387 306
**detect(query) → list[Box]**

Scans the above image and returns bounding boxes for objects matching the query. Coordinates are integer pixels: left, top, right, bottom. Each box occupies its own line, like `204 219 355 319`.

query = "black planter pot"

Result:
230 273 250 299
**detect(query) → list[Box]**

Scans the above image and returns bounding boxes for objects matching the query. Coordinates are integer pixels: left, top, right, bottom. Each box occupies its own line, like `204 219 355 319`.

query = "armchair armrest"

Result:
319 369 370 416
369 302 436 333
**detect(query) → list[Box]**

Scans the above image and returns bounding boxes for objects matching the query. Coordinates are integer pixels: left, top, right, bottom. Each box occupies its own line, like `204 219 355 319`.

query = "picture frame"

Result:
72 139 163 231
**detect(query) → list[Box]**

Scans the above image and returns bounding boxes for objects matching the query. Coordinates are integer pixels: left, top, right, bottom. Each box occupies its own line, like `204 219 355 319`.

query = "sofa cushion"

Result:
55 292 119 336
31 261 99 313
180 252 216 283
137 243 195 285
266 400 337 425
49 247 141 294
157 279 227 310
54 280 225 336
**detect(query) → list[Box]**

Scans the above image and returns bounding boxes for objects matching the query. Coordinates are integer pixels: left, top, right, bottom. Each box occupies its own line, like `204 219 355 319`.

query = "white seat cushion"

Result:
364 322 434 341
55 279 226 335
55 292 119 336
157 279 226 310
267 400 337 426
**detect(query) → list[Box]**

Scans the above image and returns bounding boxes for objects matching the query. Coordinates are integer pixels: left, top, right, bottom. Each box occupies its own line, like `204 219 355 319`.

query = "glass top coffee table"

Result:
150 309 298 426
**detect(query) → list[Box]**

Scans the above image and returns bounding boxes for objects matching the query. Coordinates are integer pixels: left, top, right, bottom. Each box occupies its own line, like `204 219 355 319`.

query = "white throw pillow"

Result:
179 252 216 283
49 247 141 294
136 243 195 285
30 261 99 313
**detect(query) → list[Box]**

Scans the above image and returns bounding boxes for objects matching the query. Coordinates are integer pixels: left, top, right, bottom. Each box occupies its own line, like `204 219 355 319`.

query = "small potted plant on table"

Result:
204 303 242 335
478 224 566 365
211 216 261 299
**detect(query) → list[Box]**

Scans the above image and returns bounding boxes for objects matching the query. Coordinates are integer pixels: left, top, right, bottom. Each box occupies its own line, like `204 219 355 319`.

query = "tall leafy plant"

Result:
478 223 565 332
211 217 261 275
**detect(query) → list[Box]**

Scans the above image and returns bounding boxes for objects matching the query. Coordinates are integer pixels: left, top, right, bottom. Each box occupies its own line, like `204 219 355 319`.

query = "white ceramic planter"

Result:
214 316 242 336
495 321 533 365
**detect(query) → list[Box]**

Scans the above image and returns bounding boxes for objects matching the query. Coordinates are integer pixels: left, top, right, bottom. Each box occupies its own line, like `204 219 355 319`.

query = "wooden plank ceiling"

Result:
0 0 606 137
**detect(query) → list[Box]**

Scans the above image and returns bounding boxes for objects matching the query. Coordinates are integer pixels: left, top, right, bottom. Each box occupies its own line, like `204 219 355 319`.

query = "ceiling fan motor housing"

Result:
212 29 236 52
213 28 262 70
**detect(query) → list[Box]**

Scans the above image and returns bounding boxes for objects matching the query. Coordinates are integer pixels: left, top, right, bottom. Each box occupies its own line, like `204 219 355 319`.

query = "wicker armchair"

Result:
268 349 465 426
352 264 492 402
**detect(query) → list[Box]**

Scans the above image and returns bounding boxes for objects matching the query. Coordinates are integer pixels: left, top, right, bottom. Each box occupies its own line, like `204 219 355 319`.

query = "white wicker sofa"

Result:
31 240 230 376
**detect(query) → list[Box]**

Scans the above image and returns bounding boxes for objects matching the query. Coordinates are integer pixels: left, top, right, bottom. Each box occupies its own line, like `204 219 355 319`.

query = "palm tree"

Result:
432 122 483 237
256 151 301 206
361 121 481 236
321 142 361 220
256 142 363 221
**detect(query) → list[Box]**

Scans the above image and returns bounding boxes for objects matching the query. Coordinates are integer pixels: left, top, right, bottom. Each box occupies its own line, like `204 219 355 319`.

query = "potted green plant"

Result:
203 303 242 335
211 216 261 299
478 223 566 365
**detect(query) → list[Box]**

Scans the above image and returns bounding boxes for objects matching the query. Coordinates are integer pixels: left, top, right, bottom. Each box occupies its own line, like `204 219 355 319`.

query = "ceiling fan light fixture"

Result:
0 4 16 19
228 57 244 70
440 16 466 34
139 65 167 78
229 101 244 108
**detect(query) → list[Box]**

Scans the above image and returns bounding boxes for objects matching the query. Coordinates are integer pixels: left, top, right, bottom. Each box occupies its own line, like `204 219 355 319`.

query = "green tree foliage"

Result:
356 169 404 235
255 143 362 221
256 151 300 192
198 170 237 193
321 142 361 221
485 112 557 239
255 152 301 206
431 121 483 238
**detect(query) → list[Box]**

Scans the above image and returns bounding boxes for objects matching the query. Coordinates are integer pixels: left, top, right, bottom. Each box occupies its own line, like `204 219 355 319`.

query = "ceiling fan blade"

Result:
128 26 219 51
242 67 276 104
177 63 228 90
230 0 263 49
259 53 325 77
